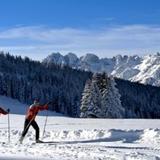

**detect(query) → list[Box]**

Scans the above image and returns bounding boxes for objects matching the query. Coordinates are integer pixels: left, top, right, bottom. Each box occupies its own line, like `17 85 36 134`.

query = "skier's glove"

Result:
7 108 10 113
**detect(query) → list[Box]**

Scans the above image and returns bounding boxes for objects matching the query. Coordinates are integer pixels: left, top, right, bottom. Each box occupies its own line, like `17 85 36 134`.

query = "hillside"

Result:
0 52 92 117
1 52 160 118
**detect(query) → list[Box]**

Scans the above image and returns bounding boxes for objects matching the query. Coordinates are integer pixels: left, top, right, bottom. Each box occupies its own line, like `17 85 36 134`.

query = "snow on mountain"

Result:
43 52 160 86
0 96 160 159
79 53 101 72
43 52 67 66
111 55 141 80
64 52 79 67
130 54 160 86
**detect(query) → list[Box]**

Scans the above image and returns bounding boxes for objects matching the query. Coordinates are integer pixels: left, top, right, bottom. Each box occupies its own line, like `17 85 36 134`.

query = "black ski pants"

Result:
22 119 40 140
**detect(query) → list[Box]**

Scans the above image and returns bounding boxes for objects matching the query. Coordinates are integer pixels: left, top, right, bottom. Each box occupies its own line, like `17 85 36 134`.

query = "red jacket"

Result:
26 104 48 120
0 107 8 115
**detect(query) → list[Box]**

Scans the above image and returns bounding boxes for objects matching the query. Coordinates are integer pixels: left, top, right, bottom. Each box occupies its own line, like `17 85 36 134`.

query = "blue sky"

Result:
0 0 160 60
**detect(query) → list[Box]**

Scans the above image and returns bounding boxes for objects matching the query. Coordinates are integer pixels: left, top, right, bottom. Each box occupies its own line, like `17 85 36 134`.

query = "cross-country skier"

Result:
19 99 48 143
0 107 9 115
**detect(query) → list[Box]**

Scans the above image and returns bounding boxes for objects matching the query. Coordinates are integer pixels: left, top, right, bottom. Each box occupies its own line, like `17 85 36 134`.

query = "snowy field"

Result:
0 96 160 160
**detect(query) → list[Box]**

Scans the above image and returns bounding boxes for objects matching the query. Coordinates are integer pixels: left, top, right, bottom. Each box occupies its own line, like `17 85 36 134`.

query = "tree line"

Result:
0 52 160 118
80 72 160 118
0 52 92 117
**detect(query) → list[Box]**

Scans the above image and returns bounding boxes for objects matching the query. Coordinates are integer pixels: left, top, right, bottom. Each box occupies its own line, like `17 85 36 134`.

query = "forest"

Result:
0 52 160 118
80 72 160 118
0 52 92 117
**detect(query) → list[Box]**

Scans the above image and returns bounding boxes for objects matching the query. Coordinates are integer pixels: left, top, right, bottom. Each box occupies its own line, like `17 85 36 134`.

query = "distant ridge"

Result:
43 52 160 86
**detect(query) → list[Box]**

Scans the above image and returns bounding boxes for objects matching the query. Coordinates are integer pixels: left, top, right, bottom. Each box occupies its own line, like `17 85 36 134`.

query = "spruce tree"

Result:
102 77 124 118
87 79 102 118
80 74 103 118
80 79 92 117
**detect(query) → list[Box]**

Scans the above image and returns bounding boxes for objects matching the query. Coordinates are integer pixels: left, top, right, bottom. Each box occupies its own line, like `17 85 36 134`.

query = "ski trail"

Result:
1 113 160 159
1 139 160 160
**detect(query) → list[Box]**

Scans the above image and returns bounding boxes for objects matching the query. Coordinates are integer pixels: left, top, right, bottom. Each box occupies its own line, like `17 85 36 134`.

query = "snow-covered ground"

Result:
0 96 160 160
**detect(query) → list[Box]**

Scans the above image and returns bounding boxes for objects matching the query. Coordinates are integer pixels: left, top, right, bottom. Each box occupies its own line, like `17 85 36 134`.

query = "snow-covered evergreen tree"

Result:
88 79 102 118
81 74 104 118
80 73 124 118
102 77 124 118
80 79 92 117
80 76 103 118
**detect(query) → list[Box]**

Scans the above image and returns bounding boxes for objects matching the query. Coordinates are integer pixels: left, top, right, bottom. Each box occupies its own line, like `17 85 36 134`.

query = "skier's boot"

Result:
36 139 43 143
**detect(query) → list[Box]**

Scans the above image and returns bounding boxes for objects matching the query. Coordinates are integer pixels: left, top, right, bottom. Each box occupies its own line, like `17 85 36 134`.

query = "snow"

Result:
131 54 160 86
0 96 160 159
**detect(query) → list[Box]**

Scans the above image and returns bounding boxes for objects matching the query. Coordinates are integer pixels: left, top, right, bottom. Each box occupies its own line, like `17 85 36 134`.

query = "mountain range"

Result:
43 52 160 86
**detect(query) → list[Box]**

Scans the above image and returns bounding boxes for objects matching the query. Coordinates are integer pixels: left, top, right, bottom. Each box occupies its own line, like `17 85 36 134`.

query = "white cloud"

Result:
0 25 160 60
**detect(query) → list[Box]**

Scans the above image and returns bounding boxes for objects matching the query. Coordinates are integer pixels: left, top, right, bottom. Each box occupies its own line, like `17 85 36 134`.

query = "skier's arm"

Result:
37 104 48 111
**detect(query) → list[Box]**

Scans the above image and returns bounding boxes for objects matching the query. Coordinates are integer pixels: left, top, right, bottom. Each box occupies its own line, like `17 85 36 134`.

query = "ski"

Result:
31 141 61 145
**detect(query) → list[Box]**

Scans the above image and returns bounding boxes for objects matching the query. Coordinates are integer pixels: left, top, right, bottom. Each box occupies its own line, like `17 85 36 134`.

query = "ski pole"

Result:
7 110 10 143
42 101 52 138
42 110 48 139
42 101 52 139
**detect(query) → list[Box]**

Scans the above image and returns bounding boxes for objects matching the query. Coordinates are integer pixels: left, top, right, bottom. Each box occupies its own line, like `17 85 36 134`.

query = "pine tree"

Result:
80 74 103 118
102 77 124 118
87 79 102 118
80 79 92 117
